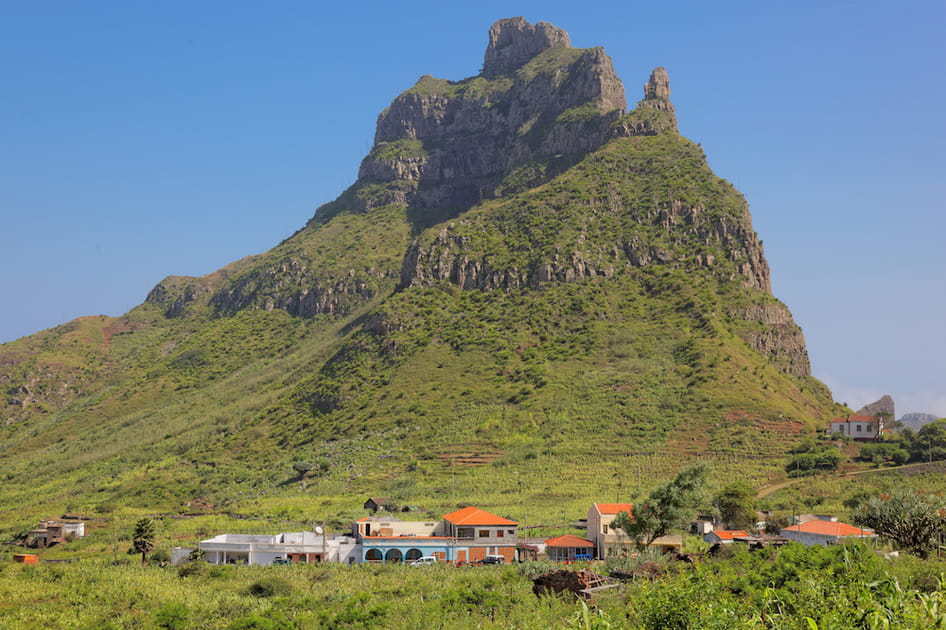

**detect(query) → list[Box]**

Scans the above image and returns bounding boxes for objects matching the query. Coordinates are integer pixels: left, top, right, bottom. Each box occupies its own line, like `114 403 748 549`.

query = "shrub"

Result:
229 613 297 630
248 576 293 598
154 602 189 630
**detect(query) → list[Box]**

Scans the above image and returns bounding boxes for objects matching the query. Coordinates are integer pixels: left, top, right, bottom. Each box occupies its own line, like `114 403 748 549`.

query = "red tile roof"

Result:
593 503 633 515
442 506 517 526
831 415 878 424
782 520 874 537
545 534 594 548
712 529 749 540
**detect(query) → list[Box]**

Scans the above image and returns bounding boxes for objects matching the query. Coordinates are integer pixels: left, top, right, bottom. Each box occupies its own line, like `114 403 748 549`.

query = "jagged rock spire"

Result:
637 67 677 129
482 17 570 77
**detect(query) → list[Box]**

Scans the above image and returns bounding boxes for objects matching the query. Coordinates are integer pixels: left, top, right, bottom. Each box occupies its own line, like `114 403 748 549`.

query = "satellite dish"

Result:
315 526 324 535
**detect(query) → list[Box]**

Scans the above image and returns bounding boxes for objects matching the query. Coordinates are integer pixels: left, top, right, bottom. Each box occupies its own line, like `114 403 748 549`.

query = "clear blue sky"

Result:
2 1 944 416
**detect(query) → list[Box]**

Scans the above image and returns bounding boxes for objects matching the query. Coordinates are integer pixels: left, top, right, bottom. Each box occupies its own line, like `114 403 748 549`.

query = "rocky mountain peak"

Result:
482 17 571 78
637 66 677 129
344 17 626 217
857 395 896 418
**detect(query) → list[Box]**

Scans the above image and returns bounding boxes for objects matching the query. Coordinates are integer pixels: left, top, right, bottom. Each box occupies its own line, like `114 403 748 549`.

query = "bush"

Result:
178 560 206 578
154 602 189 630
248 576 293 598
786 446 840 474
229 613 297 630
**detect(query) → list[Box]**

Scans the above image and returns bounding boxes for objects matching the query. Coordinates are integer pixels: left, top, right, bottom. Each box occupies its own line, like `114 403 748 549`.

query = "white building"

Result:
199 531 361 565
829 415 885 441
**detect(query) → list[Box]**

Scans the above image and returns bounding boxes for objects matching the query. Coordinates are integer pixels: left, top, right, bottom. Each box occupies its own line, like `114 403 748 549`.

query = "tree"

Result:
613 463 708 550
912 419 946 462
292 461 314 489
713 482 757 529
132 517 156 565
851 490 946 558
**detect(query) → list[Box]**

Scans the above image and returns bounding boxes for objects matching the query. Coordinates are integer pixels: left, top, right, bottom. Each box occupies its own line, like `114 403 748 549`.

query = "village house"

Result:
704 529 749 545
544 534 594 562
779 520 877 546
586 503 682 559
27 520 85 548
199 530 360 565
355 506 518 564
829 414 886 441
363 497 392 513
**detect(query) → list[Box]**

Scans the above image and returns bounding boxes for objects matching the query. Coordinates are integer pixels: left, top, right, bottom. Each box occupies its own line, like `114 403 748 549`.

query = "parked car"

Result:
409 556 438 567
481 555 505 565
272 557 291 565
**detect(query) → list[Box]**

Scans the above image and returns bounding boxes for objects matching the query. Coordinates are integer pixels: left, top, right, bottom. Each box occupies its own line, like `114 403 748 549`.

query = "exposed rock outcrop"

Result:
482 17 570 77
347 17 627 215
400 196 771 294
857 395 895 418
639 68 675 116
209 261 397 318
735 302 811 377
900 412 939 430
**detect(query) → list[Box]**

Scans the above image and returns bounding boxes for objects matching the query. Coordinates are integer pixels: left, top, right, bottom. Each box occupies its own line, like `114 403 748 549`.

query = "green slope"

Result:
0 125 841 536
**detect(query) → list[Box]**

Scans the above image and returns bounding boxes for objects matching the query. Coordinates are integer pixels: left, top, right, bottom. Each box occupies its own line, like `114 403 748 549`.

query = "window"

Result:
457 528 475 539
856 425 862 432
497 530 504 538
479 530 490 538
602 524 609 534
508 529 515 535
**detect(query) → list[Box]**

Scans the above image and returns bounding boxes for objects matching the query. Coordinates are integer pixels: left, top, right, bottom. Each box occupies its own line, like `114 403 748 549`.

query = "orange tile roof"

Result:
442 506 517 526
594 503 633 515
712 530 749 540
545 534 594 548
831 415 878 424
782 520 874 537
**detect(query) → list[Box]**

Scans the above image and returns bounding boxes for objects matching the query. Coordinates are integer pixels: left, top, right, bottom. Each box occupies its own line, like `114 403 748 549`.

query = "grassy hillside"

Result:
0 118 844 538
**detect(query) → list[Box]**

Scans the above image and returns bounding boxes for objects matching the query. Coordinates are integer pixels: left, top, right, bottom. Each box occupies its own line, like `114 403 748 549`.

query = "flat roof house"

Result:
200 531 330 565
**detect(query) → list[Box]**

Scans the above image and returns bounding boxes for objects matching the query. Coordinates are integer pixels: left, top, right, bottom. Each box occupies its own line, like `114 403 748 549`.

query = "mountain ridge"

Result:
0 17 839 531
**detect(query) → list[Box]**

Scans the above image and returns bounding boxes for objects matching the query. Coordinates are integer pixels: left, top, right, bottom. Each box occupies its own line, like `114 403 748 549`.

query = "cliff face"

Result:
141 17 805 376
353 16 628 214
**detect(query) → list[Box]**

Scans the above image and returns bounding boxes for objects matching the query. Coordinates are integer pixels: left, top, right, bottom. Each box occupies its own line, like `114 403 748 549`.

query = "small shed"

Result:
545 534 595 562
13 554 39 564
363 497 391 513
704 529 749 545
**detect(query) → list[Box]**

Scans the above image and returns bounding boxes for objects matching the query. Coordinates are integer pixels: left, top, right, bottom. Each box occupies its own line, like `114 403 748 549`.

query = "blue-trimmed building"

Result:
354 506 518 564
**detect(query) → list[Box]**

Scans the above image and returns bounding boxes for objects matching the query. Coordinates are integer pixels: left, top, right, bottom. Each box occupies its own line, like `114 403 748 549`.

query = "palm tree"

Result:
132 518 156 565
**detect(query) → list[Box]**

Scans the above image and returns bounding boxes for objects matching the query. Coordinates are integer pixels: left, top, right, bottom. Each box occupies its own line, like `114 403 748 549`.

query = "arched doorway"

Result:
385 549 403 564
365 549 383 563
405 548 422 562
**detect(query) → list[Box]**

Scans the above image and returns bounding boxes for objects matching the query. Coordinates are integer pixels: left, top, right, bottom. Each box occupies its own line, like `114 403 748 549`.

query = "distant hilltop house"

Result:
779 519 876 546
829 414 888 441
